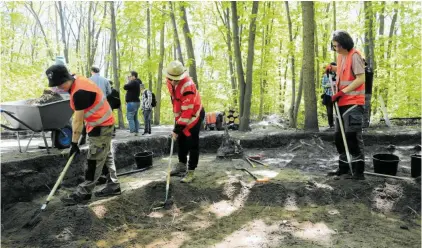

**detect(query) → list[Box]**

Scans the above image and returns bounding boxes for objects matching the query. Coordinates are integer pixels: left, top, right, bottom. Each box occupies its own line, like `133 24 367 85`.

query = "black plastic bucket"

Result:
373 153 400 176
134 151 153 169
411 154 421 178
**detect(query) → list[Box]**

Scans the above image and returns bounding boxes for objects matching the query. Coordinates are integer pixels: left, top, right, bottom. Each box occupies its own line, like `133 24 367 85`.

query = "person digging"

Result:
163 61 205 183
45 64 121 205
326 30 366 180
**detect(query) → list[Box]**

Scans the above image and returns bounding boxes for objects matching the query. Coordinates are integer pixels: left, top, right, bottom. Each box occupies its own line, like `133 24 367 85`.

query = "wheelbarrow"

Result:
1 99 73 153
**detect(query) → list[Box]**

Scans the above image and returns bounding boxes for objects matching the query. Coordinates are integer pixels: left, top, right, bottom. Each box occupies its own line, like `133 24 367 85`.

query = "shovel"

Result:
235 167 270 183
153 138 175 210
23 150 78 228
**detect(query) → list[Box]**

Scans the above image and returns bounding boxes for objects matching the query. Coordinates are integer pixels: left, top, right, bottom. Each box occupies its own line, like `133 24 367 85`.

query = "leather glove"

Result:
331 90 345 102
68 142 80 158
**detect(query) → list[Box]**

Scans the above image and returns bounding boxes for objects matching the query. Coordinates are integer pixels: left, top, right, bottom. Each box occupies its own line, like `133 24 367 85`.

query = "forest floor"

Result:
2 137 421 248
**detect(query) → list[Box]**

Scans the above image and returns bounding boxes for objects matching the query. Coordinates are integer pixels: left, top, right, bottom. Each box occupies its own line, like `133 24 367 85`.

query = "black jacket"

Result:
123 78 142 102
107 88 121 109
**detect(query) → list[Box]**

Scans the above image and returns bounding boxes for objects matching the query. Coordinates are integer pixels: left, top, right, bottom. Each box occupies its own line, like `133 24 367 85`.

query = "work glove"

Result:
68 142 80 158
331 90 345 102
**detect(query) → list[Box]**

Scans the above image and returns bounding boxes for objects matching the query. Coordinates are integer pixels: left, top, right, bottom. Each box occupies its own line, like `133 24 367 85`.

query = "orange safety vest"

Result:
167 76 202 137
70 76 114 133
206 112 217 125
336 48 365 106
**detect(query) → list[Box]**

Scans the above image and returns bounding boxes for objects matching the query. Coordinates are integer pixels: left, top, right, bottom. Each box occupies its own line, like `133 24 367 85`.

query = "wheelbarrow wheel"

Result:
53 125 72 149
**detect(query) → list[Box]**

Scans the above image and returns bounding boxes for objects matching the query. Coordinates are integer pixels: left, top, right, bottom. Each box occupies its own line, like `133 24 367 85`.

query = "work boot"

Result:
327 156 350 176
94 185 121 197
60 192 91 206
351 160 365 180
170 162 187 176
180 170 195 183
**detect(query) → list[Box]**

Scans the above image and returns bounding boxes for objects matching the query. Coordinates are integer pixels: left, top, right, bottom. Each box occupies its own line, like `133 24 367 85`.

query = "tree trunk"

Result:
26 2 54 60
225 7 237 106
169 2 184 64
86 2 93 76
154 3 166 125
57 2 68 63
285 1 296 128
333 1 336 61
239 1 259 132
231 1 246 118
314 18 320 93
110 1 125 129
385 1 398 109
293 68 304 127
147 3 152 91
105 37 111 79
363 1 376 126
322 3 330 61
302 2 318 131
180 3 199 88
91 3 107 70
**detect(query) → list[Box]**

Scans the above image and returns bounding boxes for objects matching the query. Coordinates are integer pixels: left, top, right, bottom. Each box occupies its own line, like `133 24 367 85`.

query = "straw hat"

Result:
163 61 188 80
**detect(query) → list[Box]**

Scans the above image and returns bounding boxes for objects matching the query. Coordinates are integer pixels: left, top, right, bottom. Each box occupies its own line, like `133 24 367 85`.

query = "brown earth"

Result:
1 139 421 248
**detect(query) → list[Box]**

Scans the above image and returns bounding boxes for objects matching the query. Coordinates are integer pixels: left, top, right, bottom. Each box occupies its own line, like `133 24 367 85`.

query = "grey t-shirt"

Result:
340 53 365 77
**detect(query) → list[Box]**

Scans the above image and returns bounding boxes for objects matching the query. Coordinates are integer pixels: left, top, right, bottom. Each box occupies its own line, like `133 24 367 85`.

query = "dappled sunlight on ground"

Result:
284 221 336 247
90 204 108 219
145 232 189 248
213 219 284 248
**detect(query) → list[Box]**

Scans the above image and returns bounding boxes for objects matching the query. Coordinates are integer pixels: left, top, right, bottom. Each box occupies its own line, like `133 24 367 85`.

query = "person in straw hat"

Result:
163 61 205 183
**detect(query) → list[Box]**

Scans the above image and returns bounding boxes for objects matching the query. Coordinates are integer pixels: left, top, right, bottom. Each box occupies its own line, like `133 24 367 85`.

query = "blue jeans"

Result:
126 102 140 133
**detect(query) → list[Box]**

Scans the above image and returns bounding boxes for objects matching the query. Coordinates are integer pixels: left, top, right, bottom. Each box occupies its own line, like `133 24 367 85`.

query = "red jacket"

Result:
167 77 202 136
336 49 366 106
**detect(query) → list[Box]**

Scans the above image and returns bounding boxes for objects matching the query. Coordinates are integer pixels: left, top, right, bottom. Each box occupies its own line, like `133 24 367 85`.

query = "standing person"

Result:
45 65 120 205
89 66 111 97
321 62 337 129
140 84 153 135
326 30 366 180
163 61 205 183
107 80 121 136
124 71 142 135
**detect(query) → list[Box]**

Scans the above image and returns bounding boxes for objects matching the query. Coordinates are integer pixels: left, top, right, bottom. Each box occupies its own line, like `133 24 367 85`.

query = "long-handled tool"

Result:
164 138 175 208
235 167 270 183
329 72 354 176
23 148 79 228
248 157 268 167
153 138 175 210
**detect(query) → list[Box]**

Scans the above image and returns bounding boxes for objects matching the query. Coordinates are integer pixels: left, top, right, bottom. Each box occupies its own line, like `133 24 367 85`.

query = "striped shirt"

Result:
141 89 153 110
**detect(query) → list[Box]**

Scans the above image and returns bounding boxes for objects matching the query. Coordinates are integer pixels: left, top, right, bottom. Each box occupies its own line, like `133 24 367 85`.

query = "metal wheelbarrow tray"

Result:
1 99 73 153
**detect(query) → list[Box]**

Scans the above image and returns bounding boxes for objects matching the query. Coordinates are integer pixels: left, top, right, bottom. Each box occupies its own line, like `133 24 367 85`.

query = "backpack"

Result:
145 90 157 107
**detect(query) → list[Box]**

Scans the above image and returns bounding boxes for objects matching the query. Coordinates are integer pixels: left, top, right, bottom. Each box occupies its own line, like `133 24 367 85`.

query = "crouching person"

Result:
163 61 205 183
45 65 121 205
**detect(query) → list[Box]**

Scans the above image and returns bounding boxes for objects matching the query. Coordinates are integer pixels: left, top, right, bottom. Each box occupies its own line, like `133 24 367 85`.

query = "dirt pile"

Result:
26 89 63 105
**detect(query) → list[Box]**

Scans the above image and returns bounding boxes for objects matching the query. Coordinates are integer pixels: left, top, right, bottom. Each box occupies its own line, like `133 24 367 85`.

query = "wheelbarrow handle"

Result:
0 108 36 132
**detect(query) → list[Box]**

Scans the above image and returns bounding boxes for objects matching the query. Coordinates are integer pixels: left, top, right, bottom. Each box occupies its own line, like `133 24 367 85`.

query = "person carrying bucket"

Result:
326 30 366 180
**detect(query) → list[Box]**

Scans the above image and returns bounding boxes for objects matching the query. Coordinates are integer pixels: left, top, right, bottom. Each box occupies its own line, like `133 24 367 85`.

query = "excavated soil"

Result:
26 89 63 105
1 138 421 248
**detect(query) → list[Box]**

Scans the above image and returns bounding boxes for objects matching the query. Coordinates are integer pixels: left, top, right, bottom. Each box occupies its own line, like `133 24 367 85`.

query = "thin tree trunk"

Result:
26 2 54 60
322 3 330 61
239 1 259 132
281 64 288 114
57 2 68 63
302 2 318 131
180 3 199 88
224 8 236 107
110 1 124 128
293 68 304 127
154 3 166 125
147 3 152 91
258 4 266 120
105 36 111 79
231 1 246 118
169 2 183 64
333 1 336 61
91 3 107 69
285 1 296 128
385 1 398 108
86 2 93 76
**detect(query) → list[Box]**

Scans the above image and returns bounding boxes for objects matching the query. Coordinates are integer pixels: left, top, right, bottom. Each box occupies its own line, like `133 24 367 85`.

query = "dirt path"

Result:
2 141 420 248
